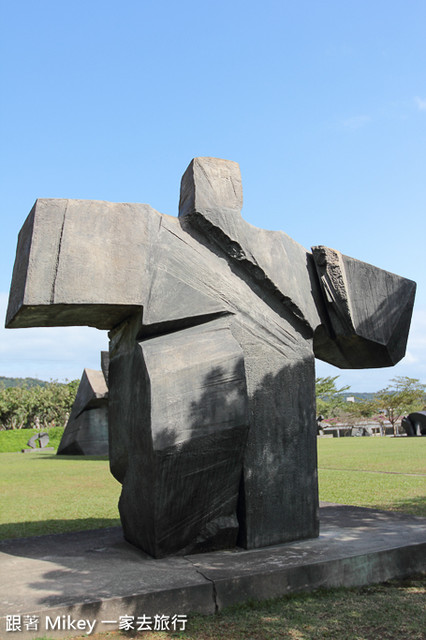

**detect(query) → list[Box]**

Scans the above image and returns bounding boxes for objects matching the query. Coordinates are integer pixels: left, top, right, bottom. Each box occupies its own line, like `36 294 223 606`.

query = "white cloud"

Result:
414 96 426 111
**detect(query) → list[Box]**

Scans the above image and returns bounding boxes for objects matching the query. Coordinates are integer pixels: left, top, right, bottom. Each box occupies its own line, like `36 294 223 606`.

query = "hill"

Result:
341 392 376 401
0 376 49 389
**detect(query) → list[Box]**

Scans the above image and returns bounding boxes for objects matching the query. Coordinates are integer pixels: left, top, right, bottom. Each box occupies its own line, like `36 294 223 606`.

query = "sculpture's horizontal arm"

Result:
5 198 161 329
311 245 416 368
6 158 416 373
6 159 324 336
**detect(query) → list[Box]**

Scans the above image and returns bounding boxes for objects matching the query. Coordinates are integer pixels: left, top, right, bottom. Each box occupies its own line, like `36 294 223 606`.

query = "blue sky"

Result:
1 0 425 392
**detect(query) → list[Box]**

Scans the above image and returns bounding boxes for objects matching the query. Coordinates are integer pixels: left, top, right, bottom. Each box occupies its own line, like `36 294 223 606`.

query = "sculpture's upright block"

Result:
110 315 248 557
6 157 416 557
179 157 243 218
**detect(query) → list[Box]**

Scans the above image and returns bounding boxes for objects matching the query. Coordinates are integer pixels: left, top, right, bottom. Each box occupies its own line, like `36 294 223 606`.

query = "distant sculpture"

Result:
402 412 426 436
57 352 109 456
5 157 416 557
27 432 49 449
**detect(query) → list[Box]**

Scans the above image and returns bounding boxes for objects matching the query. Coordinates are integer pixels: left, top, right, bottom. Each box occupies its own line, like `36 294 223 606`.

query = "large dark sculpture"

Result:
402 411 426 436
5 158 416 557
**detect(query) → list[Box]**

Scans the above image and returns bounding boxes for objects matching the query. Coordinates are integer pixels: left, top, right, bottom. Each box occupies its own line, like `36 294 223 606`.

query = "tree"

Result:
0 380 79 430
374 376 426 436
315 376 350 419
0 386 30 429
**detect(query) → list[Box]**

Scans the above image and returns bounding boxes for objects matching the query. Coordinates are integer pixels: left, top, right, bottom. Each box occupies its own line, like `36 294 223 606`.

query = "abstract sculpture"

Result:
26 432 50 449
6 157 416 557
402 411 426 436
57 354 109 456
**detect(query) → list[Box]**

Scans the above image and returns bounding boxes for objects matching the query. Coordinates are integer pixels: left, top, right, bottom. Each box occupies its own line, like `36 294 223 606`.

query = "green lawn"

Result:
0 435 425 541
0 452 121 539
317 435 426 473
1 435 425 640
0 427 65 453
317 436 426 516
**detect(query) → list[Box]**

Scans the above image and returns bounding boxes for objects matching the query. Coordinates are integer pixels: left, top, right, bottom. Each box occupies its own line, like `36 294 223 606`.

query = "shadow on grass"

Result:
3 452 110 461
375 495 426 518
36 454 110 462
0 518 121 541
321 496 426 518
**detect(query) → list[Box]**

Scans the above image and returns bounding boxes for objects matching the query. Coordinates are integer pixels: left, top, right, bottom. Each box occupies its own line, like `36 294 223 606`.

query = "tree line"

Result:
0 374 424 432
0 380 79 430
316 375 426 435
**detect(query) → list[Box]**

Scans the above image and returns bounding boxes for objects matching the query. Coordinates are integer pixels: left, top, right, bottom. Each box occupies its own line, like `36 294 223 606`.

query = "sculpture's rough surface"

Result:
27 432 49 449
402 411 426 436
6 157 416 557
312 246 416 368
57 364 109 456
111 315 248 556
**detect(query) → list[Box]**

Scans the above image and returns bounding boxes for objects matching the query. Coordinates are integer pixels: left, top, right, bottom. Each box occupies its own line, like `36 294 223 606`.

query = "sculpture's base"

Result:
1 504 425 639
20 447 55 453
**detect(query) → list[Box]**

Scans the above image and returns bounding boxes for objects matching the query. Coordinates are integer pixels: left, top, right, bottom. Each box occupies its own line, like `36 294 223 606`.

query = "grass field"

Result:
0 452 121 539
0 435 425 541
0 427 65 453
317 435 426 473
1 434 425 640
317 436 426 516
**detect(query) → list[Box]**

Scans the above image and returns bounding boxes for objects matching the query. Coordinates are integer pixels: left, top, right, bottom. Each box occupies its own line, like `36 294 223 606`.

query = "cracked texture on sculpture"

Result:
6 157 416 557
